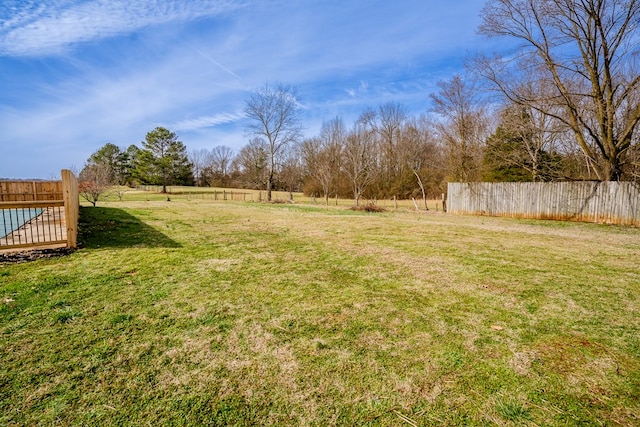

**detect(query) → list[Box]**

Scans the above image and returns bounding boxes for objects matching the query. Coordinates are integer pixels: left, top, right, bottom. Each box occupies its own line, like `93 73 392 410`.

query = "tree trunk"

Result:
412 169 428 210
604 155 623 181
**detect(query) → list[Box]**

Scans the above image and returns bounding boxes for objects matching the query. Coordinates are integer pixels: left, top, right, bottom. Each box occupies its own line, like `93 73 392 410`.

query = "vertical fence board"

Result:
62 170 79 248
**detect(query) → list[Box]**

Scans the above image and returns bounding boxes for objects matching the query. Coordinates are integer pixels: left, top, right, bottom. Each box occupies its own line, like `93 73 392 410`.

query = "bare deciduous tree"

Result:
279 142 304 200
233 138 269 190
189 148 210 187
377 102 409 192
478 0 640 181
430 75 487 182
211 146 234 179
343 115 378 205
302 117 345 205
245 82 304 201
401 124 431 209
79 162 112 207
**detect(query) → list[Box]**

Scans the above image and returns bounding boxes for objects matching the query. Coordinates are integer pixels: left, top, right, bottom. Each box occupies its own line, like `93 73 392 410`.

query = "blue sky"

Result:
0 0 504 179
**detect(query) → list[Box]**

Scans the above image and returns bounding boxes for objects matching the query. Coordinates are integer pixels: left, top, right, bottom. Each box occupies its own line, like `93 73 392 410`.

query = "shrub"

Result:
349 203 386 213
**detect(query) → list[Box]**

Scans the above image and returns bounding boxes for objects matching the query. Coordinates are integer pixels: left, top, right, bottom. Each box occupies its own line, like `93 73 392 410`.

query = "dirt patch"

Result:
0 247 74 264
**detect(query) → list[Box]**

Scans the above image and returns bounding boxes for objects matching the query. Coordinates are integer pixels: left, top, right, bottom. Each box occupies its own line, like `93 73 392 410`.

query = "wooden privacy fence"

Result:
447 181 640 226
0 170 79 250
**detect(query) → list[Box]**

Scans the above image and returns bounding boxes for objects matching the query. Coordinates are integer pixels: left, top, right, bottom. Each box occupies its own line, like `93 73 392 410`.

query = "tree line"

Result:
79 127 193 205
81 0 640 205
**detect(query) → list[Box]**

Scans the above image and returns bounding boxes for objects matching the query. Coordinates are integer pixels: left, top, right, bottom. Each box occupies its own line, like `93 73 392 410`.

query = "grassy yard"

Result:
1 196 639 426
109 185 446 210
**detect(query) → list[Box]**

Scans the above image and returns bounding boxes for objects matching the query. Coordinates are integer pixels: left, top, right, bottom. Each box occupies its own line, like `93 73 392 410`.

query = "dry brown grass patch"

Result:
349 203 387 213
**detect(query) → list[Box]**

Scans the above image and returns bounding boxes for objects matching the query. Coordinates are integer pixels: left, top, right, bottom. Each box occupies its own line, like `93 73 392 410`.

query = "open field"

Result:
125 185 445 211
1 197 639 425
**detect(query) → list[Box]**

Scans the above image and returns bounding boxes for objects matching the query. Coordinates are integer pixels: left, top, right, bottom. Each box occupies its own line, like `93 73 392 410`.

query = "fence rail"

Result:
447 181 640 226
0 170 78 250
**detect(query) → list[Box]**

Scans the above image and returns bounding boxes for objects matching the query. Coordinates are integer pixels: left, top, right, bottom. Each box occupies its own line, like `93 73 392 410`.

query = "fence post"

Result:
61 169 79 248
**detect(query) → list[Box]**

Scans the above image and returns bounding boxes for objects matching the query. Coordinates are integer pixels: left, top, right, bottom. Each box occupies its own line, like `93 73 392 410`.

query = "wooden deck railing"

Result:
0 170 78 250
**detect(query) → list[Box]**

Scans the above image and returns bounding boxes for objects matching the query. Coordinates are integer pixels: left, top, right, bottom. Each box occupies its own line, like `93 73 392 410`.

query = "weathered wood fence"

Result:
0 170 79 250
447 182 640 226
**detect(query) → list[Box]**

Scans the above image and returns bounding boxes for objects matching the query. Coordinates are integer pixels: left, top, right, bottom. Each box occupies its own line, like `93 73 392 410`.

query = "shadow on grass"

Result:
78 207 181 249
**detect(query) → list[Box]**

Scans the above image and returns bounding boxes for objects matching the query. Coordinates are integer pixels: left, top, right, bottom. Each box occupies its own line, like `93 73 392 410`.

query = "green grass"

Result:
1 198 639 426
104 185 445 210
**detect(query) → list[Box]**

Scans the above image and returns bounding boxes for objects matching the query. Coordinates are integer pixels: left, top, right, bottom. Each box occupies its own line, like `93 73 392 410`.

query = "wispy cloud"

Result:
0 0 504 178
345 81 369 98
172 112 245 131
0 0 245 56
